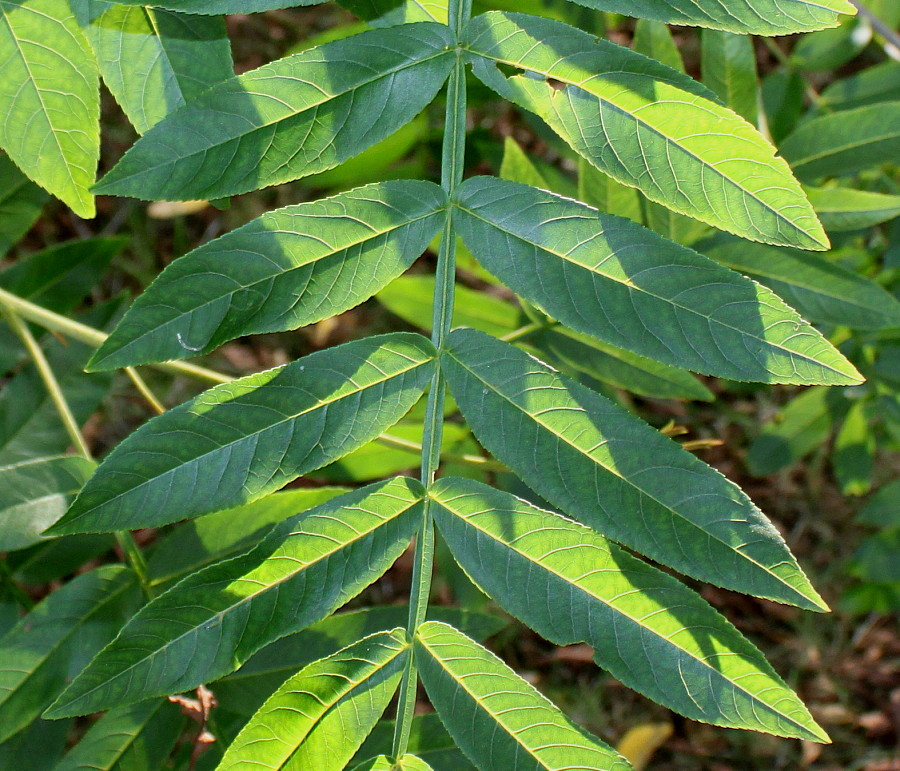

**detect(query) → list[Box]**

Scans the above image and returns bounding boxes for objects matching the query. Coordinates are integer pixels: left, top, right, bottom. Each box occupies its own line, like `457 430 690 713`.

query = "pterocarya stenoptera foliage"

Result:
0 0 869 767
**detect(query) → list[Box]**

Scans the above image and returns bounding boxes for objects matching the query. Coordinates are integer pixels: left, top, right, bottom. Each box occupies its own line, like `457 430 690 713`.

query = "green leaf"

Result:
215 605 504 716
577 158 642 224
53 699 184 771
746 386 846 476
378 274 520 338
701 236 900 330
633 19 683 72
0 154 47 256
354 714 474 771
50 332 436 534
761 69 806 143
353 755 435 771
499 136 549 189
549 0 854 34
146 487 350 588
780 102 900 182
431 477 829 741
857 480 900 528
98 0 324 13
454 177 861 385
93 23 455 201
74 1 234 134
0 456 95 551
0 566 140 743
7 533 114 585
803 185 900 232
833 400 874 496
90 181 446 370
443 328 828 610
790 16 869 71
466 12 829 249
0 0 99 217
818 60 900 112
218 630 409 771
531 328 714 402
415 621 631 771
701 29 758 124
46 479 423 717
0 718 71 771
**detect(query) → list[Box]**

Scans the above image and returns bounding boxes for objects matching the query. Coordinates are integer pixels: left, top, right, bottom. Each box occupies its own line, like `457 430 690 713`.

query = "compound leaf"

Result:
75 1 234 134
443 328 828 611
90 181 447 370
0 566 141 743
50 332 435 534
46 478 422 718
218 630 409 770
94 23 454 200
466 12 828 249
0 0 99 217
431 477 829 741
416 621 631 771
454 177 861 385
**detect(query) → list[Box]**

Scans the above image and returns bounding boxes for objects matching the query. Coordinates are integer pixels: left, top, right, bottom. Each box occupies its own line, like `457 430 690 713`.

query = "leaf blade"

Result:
50 332 436 534
443 328 828 611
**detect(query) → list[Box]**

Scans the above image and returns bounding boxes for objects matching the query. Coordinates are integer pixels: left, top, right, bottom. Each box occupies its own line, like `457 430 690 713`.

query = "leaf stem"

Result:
124 367 166 414
0 286 230 384
0 301 153 597
393 4 471 757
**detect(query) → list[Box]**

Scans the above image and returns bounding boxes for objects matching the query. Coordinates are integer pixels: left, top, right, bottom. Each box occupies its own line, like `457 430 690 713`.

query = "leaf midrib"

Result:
434 494 813 735
70 346 433 523
465 43 815 243
446 347 811 607
455 200 848 379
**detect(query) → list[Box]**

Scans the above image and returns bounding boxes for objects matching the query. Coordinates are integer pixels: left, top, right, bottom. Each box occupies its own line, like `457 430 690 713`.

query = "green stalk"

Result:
392 1 471 757
0 302 152 598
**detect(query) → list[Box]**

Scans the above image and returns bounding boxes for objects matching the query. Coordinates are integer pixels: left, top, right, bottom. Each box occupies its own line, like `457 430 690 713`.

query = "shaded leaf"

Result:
75 1 234 134
51 332 435 534
104 0 324 12
466 12 828 249
818 60 900 112
353 713 474 771
454 177 861 384
94 23 455 200
701 29 758 124
780 102 900 181
0 718 70 771
857 480 900 528
833 400 874 496
0 566 140 743
443 328 828 610
353 755 435 771
804 185 900 232
0 0 99 216
46 479 423 717
0 154 47 256
218 630 409 770
416 621 631 770
90 181 446 369
0 456 95 551
431 477 828 741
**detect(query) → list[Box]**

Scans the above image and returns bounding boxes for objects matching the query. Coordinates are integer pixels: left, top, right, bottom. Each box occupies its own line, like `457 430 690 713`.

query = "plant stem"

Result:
376 433 506 471
0 286 230 384
125 367 166 414
393 3 471 757
0 302 153 598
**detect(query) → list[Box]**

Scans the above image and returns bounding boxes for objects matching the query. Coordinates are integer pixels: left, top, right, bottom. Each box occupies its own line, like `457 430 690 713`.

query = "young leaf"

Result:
90 181 447 370
701 236 900 330
0 0 99 217
53 699 184 771
0 456 95 551
547 0 854 35
146 487 350 588
465 12 829 249
443 328 828 610
415 621 632 771
50 332 436 534
74 2 234 134
0 566 141 743
93 23 455 201
0 154 47 256
454 177 861 384
430 477 829 741
46 479 423 717
701 29 758 124
804 186 900 232
780 102 900 182
218 630 409 771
